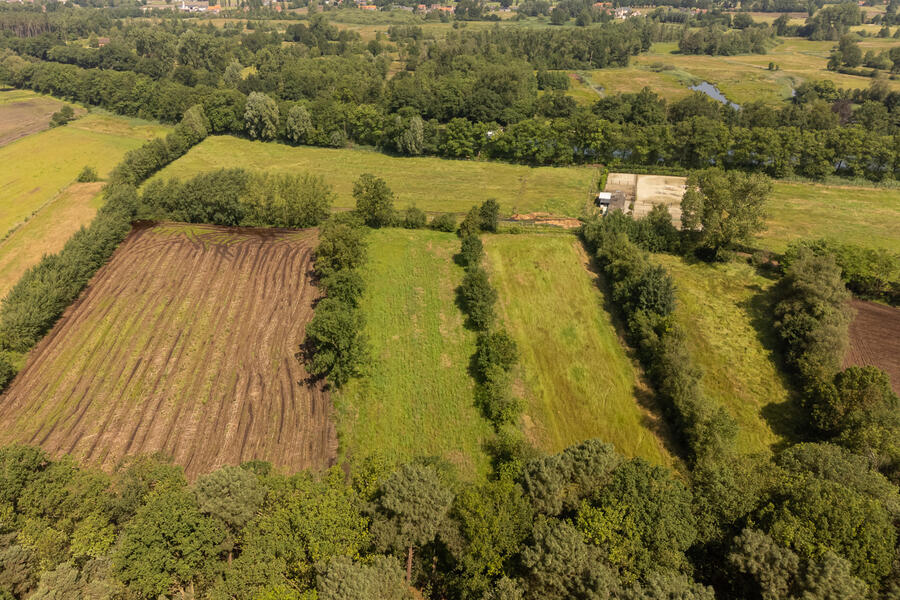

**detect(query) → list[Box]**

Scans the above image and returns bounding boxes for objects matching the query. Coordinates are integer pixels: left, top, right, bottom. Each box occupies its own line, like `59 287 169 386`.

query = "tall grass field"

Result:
333 228 494 479
653 254 801 454
484 233 676 466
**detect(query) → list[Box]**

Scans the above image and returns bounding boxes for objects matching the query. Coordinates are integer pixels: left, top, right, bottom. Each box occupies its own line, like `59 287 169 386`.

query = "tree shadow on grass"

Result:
581 242 688 467
739 280 807 453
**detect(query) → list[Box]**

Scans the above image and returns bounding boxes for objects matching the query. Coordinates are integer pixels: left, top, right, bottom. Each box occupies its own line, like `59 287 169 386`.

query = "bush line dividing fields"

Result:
0 222 335 479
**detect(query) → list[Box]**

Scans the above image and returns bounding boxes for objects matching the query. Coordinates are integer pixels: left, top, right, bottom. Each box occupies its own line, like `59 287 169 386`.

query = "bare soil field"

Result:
844 299 900 395
604 173 687 225
0 222 335 478
0 94 76 147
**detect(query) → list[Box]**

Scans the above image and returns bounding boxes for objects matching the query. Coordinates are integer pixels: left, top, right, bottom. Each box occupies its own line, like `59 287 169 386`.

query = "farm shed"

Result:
595 190 627 215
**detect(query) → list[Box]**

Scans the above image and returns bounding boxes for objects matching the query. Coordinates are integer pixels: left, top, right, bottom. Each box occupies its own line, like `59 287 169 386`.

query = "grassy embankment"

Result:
333 228 494 479
484 233 676 466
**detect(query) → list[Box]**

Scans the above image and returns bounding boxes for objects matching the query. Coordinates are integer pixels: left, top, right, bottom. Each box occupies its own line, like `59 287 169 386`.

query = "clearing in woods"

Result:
0 222 335 479
583 39 900 107
484 233 675 466
148 135 596 216
844 299 900 395
653 254 801 453
0 112 170 240
333 228 493 479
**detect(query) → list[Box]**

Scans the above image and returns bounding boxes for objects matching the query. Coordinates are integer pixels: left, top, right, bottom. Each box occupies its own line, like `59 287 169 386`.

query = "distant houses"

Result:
177 0 222 13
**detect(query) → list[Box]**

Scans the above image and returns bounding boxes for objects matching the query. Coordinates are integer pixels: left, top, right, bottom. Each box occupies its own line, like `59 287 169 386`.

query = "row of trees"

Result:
10 51 900 180
454 201 525 433
303 210 370 387
773 249 900 483
140 168 333 228
582 214 738 463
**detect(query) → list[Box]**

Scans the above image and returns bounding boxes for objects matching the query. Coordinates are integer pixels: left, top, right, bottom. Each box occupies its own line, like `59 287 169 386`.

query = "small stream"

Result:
690 81 741 109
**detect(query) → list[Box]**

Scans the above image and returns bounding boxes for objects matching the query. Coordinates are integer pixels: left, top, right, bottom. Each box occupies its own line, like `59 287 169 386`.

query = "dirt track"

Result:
843 299 900 394
0 223 336 478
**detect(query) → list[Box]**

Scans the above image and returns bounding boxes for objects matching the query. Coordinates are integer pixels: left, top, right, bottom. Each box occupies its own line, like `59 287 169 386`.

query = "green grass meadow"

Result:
333 228 494 479
0 112 170 239
577 39 900 108
760 181 900 253
653 254 801 454
484 233 675 466
149 135 597 216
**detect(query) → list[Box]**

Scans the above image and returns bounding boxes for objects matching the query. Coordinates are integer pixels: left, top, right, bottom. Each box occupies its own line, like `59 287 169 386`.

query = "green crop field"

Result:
333 228 494 479
653 254 801 454
484 233 676 466
149 135 596 216
760 181 900 253
0 112 170 240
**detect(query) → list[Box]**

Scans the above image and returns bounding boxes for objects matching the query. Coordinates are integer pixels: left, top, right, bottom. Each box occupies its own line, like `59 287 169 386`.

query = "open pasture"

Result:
0 223 335 479
0 182 104 299
333 228 493 478
653 254 799 453
583 39 900 107
149 135 595 216
759 181 900 253
484 233 675 466
844 299 900 395
0 112 170 240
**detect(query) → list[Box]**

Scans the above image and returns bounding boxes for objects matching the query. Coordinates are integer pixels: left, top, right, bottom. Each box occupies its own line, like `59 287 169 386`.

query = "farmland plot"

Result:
844 299 900 395
484 233 675 466
0 223 335 478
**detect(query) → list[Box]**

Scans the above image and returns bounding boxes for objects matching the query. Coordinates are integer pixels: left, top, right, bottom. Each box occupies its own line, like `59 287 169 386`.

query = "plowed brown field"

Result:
0 222 335 478
843 299 900 395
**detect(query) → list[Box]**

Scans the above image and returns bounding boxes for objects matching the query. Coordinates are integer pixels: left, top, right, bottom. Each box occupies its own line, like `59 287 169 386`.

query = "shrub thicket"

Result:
774 249 900 481
76 165 98 183
140 169 333 228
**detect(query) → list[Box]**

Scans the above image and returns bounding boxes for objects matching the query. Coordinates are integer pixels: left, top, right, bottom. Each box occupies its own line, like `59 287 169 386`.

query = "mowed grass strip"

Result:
149 135 595 216
0 182 104 299
0 112 170 238
333 228 493 479
760 181 900 253
653 254 800 454
483 233 674 466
